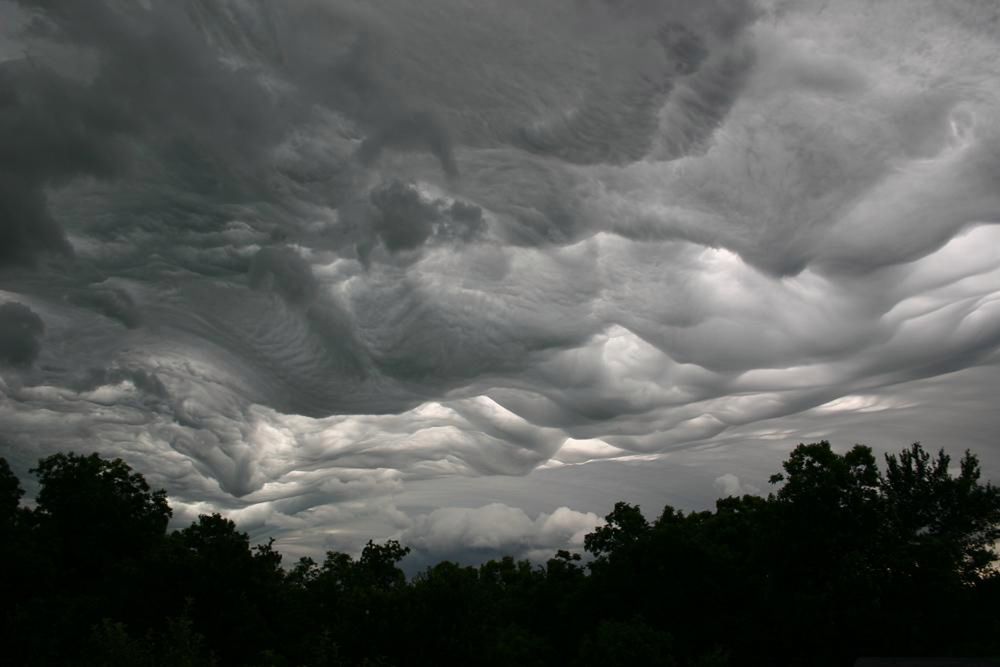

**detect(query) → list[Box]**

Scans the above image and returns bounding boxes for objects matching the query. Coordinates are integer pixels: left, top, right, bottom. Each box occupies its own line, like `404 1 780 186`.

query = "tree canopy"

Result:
31 452 171 553
1 441 999 666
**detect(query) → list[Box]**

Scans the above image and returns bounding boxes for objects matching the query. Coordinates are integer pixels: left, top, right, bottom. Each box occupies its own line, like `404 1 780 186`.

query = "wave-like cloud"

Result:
1 0 998 559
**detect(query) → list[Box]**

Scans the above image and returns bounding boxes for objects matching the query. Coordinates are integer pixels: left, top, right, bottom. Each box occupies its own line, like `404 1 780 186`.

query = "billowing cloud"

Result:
0 0 998 561
249 246 319 306
0 301 44 367
713 474 760 498
66 286 142 329
402 503 602 565
0 62 120 265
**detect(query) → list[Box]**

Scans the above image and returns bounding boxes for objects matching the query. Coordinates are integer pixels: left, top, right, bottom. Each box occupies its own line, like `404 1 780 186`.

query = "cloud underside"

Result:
1 0 1000 560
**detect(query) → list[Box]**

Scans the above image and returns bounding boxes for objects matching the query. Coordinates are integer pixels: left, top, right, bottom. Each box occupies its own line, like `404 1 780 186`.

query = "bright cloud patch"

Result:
403 503 602 564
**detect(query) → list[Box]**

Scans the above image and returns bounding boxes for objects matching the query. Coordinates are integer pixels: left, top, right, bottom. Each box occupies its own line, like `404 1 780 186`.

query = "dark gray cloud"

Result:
280 4 460 178
358 111 459 178
66 287 141 329
0 60 127 265
367 180 485 255
0 0 998 562
0 301 44 366
511 1 755 166
0 0 283 267
248 246 318 306
370 180 441 253
64 366 169 400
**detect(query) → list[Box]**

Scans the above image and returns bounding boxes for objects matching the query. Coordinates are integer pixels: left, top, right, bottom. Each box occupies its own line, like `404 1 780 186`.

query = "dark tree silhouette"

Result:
1 440 999 667
584 501 650 561
0 456 22 527
881 443 1000 584
31 452 171 559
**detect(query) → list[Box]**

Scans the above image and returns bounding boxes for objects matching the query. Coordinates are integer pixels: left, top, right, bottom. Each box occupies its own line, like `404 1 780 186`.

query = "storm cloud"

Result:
0 301 44 367
1 0 999 561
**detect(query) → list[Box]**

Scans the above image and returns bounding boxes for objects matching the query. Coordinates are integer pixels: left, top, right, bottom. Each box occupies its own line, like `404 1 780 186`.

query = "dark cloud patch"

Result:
655 22 709 76
248 246 318 306
515 0 755 165
0 60 129 265
14 0 279 158
0 177 73 266
650 39 754 161
281 6 460 178
1 0 289 269
0 301 44 367
67 287 141 329
369 180 441 253
358 110 459 178
122 369 168 399
440 200 485 243
367 180 485 255
448 200 483 226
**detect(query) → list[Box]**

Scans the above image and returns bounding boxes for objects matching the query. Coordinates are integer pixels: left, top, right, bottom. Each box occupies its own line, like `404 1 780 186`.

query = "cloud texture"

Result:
1 0 999 561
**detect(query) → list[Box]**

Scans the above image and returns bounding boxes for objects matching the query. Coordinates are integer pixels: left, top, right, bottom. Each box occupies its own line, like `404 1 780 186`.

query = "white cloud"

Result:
713 474 761 498
402 503 602 560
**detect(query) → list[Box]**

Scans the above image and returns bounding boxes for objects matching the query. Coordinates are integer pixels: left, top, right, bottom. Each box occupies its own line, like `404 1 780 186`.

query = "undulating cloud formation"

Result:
1 0 999 564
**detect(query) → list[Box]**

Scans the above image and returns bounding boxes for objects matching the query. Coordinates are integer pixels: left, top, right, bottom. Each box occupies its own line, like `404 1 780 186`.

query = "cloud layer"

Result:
1 0 999 561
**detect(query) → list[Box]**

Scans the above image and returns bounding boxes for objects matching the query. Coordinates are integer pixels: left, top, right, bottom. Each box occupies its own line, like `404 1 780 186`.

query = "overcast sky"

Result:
1 0 999 568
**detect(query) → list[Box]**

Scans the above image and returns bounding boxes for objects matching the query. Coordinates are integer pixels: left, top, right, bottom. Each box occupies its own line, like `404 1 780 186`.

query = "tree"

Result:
769 441 880 510
3 453 174 664
0 456 23 529
764 441 1000 661
881 443 1000 584
31 452 171 564
164 513 286 664
175 513 252 563
584 502 650 560
2 441 998 666
357 539 410 590
0 456 28 644
769 441 1000 585
577 618 676 667
767 441 885 575
85 615 217 667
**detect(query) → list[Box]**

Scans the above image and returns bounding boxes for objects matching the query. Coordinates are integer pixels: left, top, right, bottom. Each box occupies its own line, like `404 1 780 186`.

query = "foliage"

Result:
31 452 171 558
583 501 650 561
0 455 23 526
1 441 999 666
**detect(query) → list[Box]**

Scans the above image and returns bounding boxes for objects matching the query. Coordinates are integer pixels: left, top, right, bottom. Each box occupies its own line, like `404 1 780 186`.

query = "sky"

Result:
1 0 999 568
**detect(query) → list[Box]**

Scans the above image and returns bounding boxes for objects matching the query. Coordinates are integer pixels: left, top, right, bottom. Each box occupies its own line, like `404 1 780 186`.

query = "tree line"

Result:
1 441 999 666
